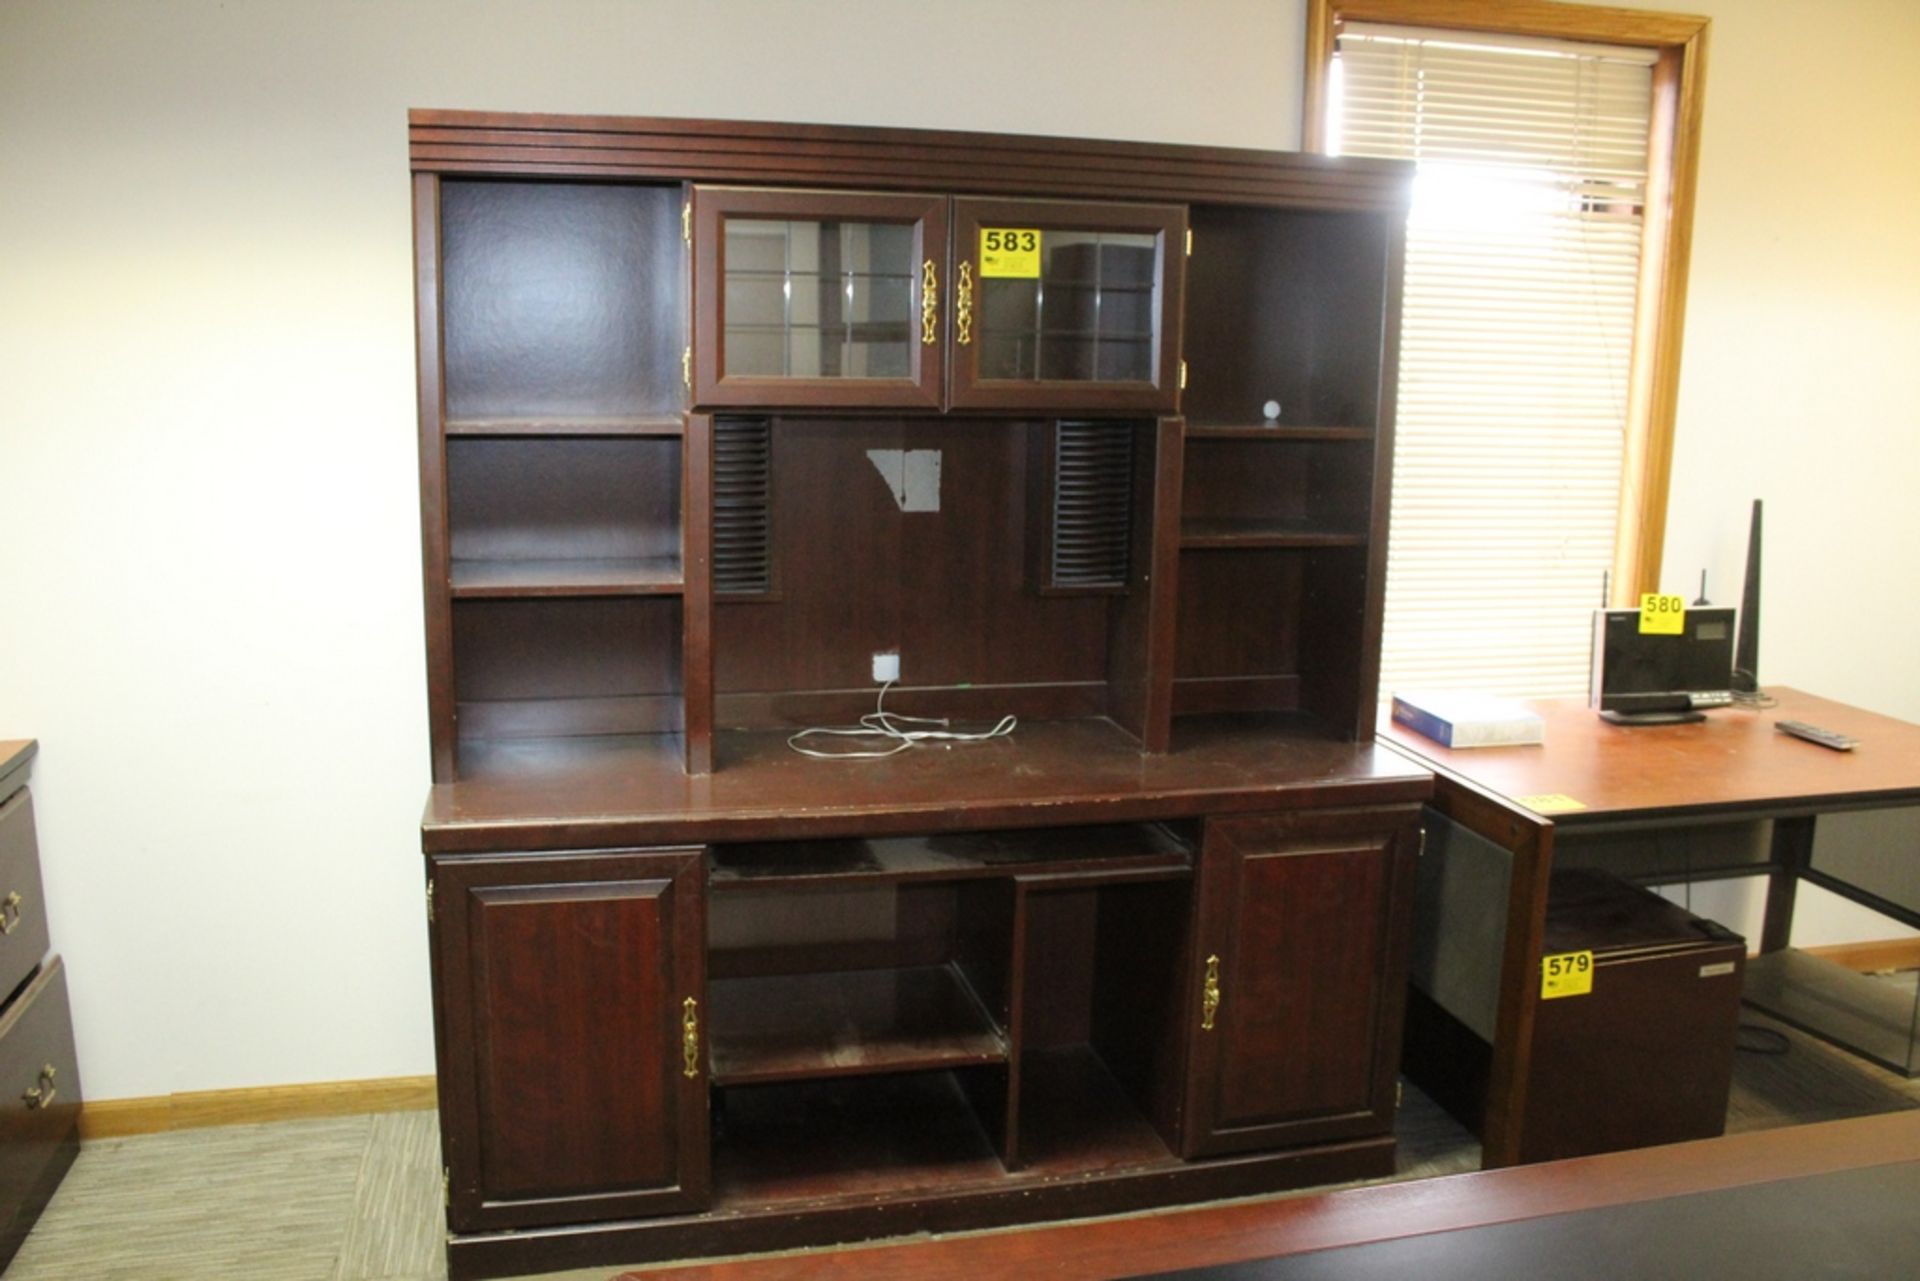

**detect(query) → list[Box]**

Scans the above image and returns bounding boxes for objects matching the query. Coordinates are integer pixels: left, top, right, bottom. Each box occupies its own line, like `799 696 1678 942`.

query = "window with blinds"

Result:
1331 25 1657 698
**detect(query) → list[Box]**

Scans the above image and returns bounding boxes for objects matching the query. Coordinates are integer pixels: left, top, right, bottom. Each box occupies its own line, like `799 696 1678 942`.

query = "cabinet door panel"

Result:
433 850 707 1231
1182 809 1416 1158
692 187 946 409
950 198 1185 413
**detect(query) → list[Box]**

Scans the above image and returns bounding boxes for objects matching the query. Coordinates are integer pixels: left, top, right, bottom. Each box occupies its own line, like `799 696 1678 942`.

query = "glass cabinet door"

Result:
692 187 947 409
949 198 1186 413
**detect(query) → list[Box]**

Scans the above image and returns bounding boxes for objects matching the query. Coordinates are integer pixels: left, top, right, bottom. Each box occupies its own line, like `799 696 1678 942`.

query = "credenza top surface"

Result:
422 717 1431 853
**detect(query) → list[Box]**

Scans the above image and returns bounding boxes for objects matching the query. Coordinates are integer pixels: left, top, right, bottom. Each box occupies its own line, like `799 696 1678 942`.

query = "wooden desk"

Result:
1378 687 1920 1165
614 1108 1920 1281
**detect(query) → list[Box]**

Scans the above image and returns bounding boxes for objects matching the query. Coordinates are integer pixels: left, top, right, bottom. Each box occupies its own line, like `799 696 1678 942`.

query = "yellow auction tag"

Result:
1542 950 1595 999
980 228 1041 278
1639 592 1685 635
1517 793 1587 814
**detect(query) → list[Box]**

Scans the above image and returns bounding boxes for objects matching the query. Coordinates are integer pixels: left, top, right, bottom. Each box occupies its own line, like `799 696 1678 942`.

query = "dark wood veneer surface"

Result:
711 823 1192 888
423 716 1432 852
618 1110 1920 1281
411 111 1412 212
708 964 1006 1085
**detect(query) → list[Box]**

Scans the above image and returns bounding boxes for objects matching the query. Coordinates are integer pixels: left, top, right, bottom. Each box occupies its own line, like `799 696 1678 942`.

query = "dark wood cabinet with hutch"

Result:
410 110 1427 1279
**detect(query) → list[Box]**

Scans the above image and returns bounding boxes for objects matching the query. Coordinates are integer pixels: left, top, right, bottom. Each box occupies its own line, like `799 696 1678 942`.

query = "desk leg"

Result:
1482 819 1552 1168
1761 817 1814 954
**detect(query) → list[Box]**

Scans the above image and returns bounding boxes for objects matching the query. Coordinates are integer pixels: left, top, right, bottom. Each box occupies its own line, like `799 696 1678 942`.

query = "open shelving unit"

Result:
411 110 1424 1281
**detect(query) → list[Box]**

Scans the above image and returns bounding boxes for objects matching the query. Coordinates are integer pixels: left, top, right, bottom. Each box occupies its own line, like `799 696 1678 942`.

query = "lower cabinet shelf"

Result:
430 802 1422 1281
707 963 1008 1086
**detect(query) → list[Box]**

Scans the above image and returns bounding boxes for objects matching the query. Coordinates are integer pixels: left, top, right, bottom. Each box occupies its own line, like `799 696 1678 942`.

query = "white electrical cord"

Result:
787 681 1017 759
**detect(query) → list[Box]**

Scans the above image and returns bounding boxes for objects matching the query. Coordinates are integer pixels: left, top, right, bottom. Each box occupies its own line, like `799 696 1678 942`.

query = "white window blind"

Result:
1332 25 1657 698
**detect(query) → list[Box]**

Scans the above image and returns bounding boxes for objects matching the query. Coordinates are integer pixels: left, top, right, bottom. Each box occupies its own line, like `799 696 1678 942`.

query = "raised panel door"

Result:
1180 808 1417 1158
432 849 707 1231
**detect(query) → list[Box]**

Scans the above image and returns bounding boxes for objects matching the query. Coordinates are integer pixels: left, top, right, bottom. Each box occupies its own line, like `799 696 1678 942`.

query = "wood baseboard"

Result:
1803 937 1920 974
79 1075 437 1140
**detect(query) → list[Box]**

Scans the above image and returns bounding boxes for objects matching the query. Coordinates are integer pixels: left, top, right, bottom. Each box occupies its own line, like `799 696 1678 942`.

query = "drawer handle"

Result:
955 261 974 346
0 890 20 935
920 258 939 346
1201 954 1222 1031
682 997 700 1079
22 1063 56 1109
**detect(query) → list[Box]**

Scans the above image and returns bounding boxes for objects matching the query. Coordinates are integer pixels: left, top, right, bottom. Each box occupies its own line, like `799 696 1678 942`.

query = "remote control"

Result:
1776 720 1858 751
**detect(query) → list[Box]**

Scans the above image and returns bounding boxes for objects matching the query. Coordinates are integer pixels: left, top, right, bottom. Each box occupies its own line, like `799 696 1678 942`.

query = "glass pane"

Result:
973 228 1160 385
979 333 1032 382
722 216 918 381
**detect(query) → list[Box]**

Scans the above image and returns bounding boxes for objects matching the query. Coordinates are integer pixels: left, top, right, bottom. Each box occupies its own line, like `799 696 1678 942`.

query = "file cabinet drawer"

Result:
0 791 50 1002
0 957 80 1267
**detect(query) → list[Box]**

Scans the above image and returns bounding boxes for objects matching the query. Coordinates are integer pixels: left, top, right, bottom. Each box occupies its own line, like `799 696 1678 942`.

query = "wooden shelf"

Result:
449 556 684 598
1186 424 1372 442
711 824 1191 890
445 415 684 438
707 964 1008 1086
1180 518 1368 550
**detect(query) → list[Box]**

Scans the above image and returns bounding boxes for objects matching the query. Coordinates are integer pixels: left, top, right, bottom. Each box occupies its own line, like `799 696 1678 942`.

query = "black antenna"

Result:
1694 570 1709 606
1732 500 1762 693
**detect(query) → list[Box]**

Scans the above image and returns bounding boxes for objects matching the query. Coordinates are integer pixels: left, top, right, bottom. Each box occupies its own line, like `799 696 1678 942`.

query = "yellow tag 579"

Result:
1541 950 1595 999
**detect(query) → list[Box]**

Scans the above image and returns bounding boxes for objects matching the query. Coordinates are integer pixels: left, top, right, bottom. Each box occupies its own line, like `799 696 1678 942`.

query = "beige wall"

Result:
1646 0 1920 945
0 0 1913 1096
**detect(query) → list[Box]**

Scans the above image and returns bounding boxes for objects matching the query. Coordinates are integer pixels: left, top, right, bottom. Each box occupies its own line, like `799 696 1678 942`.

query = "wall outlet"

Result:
871 651 901 683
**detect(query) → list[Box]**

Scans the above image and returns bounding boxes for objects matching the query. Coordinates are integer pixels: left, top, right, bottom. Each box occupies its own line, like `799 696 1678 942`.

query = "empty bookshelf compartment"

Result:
440 180 686 427
1182 205 1391 431
448 437 682 597
1179 437 1373 549
451 596 684 743
708 874 1016 1088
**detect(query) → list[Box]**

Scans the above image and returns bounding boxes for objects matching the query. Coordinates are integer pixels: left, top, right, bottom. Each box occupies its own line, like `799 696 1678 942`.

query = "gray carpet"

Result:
12 988 1916 1280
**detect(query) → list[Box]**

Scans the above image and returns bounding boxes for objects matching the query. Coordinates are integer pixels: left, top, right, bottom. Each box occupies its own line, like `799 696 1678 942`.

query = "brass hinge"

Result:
1396 1081 1405 1108
681 198 691 244
1179 360 1188 391
442 1166 450 1207
1418 827 1428 858
682 346 692 389
425 879 435 923
1185 227 1193 256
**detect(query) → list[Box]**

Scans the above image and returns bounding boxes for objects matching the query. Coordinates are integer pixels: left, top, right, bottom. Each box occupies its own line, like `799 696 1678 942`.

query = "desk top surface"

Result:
1378 687 1920 823
0 740 35 801
424 716 1432 853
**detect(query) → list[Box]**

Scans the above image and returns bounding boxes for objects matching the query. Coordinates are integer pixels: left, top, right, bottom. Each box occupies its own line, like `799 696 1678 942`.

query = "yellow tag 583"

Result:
1639 593 1685 635
980 228 1041 278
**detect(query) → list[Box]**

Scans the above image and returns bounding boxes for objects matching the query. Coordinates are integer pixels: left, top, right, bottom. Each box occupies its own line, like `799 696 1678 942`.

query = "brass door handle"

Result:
682 997 700 1079
955 261 974 346
920 259 939 346
0 890 20 935
22 1063 56 1109
1201 954 1221 1031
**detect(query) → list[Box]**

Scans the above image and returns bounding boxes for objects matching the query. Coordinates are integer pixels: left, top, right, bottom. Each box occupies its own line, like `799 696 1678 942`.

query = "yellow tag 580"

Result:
980 228 1041 278
1639 592 1685 635
1541 950 1595 999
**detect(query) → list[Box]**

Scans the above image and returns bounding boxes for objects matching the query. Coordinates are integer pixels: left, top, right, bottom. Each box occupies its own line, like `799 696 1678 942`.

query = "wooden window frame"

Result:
1304 0 1710 603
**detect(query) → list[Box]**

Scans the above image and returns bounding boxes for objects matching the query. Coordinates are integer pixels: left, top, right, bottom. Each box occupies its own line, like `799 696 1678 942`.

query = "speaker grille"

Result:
713 417 772 597
1050 421 1132 590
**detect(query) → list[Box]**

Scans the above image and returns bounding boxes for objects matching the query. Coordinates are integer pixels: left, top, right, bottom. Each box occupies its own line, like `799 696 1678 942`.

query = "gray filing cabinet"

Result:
0 741 81 1269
